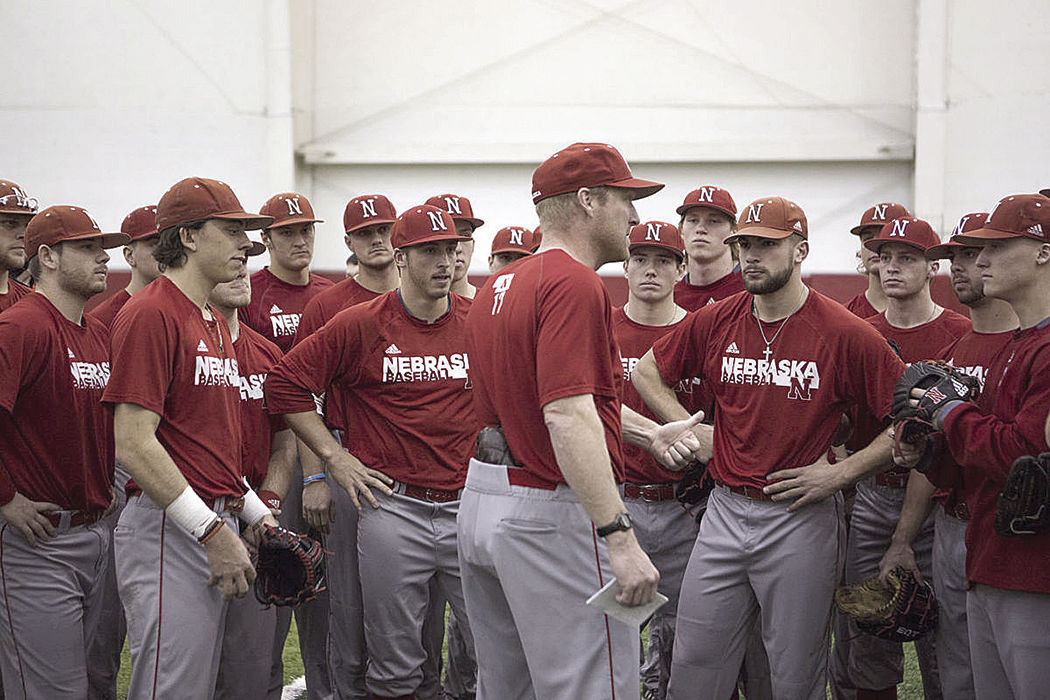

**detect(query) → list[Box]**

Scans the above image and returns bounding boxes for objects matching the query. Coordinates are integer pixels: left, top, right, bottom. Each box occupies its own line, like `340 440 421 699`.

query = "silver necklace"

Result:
753 287 806 361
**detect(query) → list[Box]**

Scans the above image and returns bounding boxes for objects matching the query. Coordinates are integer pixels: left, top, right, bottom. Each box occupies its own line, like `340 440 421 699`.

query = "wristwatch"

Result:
596 512 633 538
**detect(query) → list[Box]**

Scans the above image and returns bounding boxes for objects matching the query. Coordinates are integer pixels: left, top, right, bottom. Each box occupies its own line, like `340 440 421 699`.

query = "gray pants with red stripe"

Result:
932 506 974 699
0 517 109 699
458 459 639 700
668 485 845 700
115 493 241 700
967 583 1050 698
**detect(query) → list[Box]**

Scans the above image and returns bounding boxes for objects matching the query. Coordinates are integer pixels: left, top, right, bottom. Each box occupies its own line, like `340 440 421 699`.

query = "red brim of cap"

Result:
0 209 37 218
613 179 664 200
491 244 533 256
862 238 927 254
675 202 735 218
266 216 324 229
628 241 685 260
394 233 464 249
954 227 1032 243
39 231 131 251
850 223 883 236
1040 188 1050 198
247 241 267 257
211 212 275 231
453 216 484 229
346 217 397 234
925 241 965 260
724 227 796 244
127 230 159 243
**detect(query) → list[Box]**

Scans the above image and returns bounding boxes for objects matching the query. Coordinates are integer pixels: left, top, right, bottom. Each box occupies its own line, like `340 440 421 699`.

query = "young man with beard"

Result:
878 212 1015 699
461 143 706 698
103 177 280 698
842 218 972 700
633 196 905 699
613 221 695 700
897 193 1050 698
0 180 38 312
266 205 479 699
426 194 484 299
844 203 912 318
0 206 128 698
673 186 743 311
292 192 400 699
210 260 298 700
89 205 163 328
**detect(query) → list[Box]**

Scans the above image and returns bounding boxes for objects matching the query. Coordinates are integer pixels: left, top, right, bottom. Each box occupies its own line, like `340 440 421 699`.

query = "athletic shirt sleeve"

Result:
0 314 42 503
652 308 711 388
840 321 904 423
104 297 175 414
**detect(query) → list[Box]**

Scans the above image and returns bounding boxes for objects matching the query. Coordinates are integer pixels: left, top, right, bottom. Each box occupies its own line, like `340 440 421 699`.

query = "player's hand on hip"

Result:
303 479 335 534
204 522 256 601
0 493 61 546
327 451 393 511
605 530 660 606
764 452 844 512
878 541 921 584
651 410 709 470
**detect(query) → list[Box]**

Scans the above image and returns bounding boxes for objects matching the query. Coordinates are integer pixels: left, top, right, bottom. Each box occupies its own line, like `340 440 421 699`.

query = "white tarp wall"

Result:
2 0 1047 274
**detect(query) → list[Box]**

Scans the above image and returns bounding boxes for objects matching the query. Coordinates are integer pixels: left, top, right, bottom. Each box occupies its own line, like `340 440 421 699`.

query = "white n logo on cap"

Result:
86 212 102 231
285 198 303 216
952 216 970 238
645 223 662 241
443 197 462 215
427 211 448 231
695 187 715 203
509 230 524 246
745 203 764 223
872 204 889 220
10 186 30 208
889 219 909 237
360 199 378 218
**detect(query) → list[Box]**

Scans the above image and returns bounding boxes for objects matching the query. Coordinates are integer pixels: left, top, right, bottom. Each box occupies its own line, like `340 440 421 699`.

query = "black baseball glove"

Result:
835 567 939 642
995 453 1050 536
254 524 327 607
892 360 980 445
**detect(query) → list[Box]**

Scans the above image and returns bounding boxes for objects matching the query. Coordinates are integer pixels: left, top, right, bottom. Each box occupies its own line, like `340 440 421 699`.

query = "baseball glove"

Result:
254 524 327 608
994 453 1050 536
892 360 980 445
674 461 713 507
835 568 938 642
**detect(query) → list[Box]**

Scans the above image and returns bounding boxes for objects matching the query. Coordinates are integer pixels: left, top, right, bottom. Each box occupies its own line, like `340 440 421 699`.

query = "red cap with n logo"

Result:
728 197 808 242
121 205 159 242
261 192 324 229
425 194 484 230
863 217 940 253
925 213 989 260
343 194 397 233
628 221 684 260
390 205 463 249
26 206 129 257
851 202 912 235
676 186 737 219
491 226 534 256
955 194 1050 244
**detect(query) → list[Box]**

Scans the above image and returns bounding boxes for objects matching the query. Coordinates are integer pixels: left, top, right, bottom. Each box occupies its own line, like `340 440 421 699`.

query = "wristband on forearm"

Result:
303 473 326 486
257 490 283 512
166 485 220 541
241 489 272 526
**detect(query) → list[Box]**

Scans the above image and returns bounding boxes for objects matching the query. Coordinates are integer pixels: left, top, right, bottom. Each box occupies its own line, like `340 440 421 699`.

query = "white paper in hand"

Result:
585 579 668 627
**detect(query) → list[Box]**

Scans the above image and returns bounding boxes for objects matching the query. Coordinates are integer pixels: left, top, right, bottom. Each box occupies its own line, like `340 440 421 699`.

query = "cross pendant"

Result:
762 345 773 362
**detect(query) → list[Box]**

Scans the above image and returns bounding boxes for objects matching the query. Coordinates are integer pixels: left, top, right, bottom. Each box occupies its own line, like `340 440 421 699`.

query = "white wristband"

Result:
241 489 271 527
166 486 220 540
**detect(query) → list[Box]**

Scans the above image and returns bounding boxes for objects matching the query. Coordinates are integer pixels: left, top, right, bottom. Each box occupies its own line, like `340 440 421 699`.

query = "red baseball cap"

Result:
675 186 737 219
955 194 1050 244
925 213 989 260
343 194 397 234
26 206 129 257
0 180 39 217
728 197 808 242
531 143 663 204
530 226 542 252
261 192 324 229
390 205 463 249
851 202 912 235
1040 188 1050 198
863 217 940 254
490 226 534 256
628 221 685 260
156 177 273 232
425 194 484 230
121 205 159 242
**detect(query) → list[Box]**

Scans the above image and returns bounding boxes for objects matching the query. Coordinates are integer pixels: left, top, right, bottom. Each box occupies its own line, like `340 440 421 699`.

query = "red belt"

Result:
623 482 677 502
944 501 970 521
875 471 910 489
45 510 106 529
505 467 559 491
396 483 462 503
718 482 773 501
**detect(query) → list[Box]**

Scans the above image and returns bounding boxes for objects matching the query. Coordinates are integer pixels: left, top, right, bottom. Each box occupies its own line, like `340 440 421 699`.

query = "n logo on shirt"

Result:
491 273 514 315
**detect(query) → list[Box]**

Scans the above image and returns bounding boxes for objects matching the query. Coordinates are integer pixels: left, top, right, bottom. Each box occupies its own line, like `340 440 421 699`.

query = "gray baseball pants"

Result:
967 583 1050 698
931 506 974 699
215 587 279 699
327 477 367 699
115 493 239 700
844 478 940 696
0 517 109 699
357 488 475 697
458 459 639 700
667 485 844 700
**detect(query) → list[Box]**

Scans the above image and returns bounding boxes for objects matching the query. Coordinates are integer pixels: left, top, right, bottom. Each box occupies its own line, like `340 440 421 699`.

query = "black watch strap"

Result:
596 512 632 538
